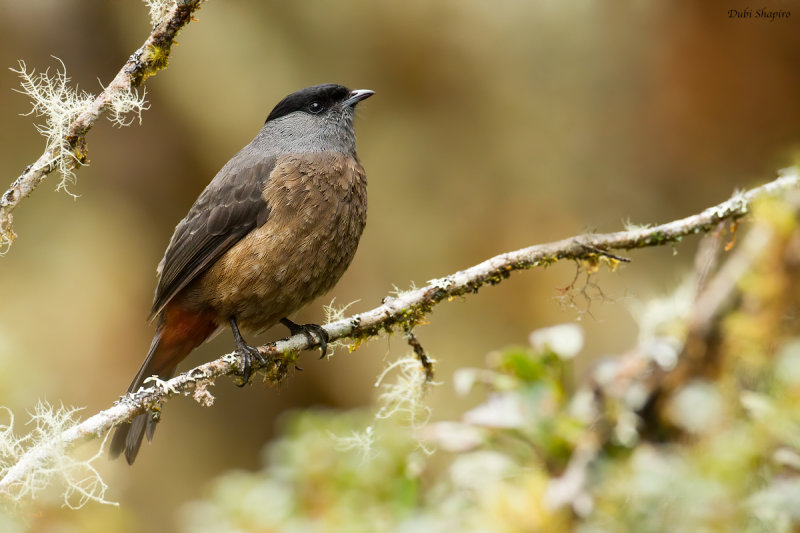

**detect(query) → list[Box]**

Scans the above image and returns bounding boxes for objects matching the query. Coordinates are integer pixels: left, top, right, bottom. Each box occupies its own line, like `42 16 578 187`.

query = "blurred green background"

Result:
0 0 798 530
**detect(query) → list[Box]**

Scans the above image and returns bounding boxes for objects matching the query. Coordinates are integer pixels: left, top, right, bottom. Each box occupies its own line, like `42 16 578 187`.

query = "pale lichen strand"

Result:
143 0 172 26
0 0 203 253
10 59 95 193
0 402 116 508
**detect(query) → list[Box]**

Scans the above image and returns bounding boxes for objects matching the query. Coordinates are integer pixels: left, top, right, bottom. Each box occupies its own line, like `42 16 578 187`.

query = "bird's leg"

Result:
280 318 329 359
230 317 265 386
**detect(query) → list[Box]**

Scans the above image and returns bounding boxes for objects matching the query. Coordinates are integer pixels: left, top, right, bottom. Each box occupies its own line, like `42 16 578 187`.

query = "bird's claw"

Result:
229 317 267 386
280 318 330 359
235 342 266 386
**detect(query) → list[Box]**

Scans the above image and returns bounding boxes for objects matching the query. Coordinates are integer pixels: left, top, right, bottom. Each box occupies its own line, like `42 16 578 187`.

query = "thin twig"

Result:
0 169 797 494
404 329 435 383
0 0 204 252
580 245 631 263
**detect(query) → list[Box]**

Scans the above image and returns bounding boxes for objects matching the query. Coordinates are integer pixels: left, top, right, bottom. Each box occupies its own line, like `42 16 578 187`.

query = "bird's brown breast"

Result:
186 151 367 332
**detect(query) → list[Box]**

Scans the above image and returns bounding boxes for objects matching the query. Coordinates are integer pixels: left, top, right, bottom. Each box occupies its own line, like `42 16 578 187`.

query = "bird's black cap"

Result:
266 84 351 124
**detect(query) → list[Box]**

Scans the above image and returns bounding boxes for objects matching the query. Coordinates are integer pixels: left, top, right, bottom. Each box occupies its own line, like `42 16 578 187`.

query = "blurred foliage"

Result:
167 192 800 532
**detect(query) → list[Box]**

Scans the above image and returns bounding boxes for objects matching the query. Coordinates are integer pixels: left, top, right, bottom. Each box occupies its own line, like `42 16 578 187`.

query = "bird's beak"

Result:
343 89 375 107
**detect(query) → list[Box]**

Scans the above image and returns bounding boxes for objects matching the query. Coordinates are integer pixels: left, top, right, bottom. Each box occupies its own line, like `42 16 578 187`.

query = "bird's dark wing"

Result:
150 156 276 317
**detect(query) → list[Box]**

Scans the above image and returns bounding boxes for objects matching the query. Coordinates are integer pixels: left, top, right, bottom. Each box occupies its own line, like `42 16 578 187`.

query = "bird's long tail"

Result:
110 303 217 464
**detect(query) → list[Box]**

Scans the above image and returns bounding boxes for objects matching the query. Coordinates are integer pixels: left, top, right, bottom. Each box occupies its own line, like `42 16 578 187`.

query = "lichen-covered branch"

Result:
0 168 797 496
0 0 204 252
545 186 800 515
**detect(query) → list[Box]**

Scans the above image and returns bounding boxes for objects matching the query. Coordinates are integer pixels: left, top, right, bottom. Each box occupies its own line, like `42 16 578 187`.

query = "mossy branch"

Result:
0 0 204 253
0 168 797 497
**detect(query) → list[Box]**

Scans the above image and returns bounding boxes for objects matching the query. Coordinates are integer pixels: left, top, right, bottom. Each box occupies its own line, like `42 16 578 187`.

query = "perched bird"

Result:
110 84 373 464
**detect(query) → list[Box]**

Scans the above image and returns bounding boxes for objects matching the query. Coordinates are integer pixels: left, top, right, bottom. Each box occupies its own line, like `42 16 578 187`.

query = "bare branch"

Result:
0 0 204 253
0 169 797 495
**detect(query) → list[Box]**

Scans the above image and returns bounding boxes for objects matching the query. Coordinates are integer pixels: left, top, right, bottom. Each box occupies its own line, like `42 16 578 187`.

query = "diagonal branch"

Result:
545 186 800 513
0 0 204 252
0 168 797 494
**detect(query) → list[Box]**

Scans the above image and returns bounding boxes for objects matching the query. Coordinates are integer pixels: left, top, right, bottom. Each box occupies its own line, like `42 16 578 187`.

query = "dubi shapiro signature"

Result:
728 8 791 20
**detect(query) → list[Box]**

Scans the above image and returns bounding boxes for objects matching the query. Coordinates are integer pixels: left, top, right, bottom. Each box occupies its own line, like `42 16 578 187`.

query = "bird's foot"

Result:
230 317 266 386
235 341 266 386
280 318 329 359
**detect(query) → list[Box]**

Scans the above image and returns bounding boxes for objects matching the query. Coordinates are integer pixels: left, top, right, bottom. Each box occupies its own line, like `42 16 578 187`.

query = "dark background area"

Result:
0 0 798 530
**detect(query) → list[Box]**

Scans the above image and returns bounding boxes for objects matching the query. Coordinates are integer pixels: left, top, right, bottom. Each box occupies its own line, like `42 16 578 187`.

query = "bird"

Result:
110 83 373 464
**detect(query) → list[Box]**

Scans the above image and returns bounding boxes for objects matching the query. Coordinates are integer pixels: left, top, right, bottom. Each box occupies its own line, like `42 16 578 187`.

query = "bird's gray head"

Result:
256 84 374 155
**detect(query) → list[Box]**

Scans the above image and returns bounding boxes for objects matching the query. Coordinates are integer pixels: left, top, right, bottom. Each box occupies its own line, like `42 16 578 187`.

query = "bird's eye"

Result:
308 101 323 114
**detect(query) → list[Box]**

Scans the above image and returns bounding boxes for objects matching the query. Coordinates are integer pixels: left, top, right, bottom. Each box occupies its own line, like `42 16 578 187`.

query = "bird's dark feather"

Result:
265 84 350 123
150 156 275 317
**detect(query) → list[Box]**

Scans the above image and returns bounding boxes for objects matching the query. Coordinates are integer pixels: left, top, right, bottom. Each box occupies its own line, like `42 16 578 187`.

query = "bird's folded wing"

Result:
150 155 276 318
